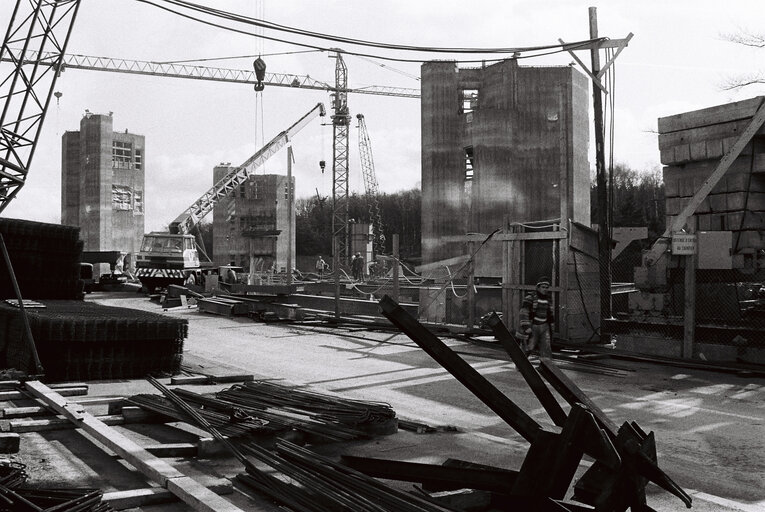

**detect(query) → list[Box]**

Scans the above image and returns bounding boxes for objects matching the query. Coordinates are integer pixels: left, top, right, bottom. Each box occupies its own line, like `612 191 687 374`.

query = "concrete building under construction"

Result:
420 59 596 341
211 165 295 272
61 111 145 253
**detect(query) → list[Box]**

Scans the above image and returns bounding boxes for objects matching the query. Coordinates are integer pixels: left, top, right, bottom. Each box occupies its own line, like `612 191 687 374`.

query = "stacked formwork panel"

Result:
0 218 186 380
660 96 765 268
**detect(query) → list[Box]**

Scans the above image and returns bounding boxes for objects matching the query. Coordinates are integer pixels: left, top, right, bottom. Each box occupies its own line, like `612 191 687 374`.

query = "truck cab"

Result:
135 233 200 291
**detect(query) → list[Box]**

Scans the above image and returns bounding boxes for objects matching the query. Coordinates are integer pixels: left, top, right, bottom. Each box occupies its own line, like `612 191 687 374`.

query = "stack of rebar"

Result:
0 460 113 511
176 388 377 442
236 440 453 512
127 392 276 438
0 300 187 380
217 381 397 433
0 218 83 300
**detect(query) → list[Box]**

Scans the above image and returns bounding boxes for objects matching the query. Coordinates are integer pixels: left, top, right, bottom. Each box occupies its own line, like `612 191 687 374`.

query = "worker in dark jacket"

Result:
519 277 554 358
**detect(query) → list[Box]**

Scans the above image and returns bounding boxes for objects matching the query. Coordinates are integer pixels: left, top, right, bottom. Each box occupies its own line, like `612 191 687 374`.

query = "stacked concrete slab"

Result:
659 96 765 267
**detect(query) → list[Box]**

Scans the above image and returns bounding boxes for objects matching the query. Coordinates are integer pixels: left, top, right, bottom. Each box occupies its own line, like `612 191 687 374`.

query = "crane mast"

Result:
0 0 81 214
356 114 385 256
330 50 351 265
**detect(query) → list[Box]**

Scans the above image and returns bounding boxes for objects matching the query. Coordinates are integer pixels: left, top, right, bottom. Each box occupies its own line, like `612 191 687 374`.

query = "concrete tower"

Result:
211 164 295 272
61 111 145 252
420 59 590 274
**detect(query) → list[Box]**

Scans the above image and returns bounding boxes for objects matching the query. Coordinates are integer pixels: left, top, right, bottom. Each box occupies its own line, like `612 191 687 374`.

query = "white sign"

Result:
671 233 697 255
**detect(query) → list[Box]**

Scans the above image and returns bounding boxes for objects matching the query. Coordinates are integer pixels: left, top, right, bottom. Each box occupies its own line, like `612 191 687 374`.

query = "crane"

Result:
135 102 326 291
356 113 385 256
2 48 418 265
0 1 81 214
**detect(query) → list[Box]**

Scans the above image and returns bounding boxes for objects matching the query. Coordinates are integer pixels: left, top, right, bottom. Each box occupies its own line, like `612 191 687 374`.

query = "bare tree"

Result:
720 29 765 90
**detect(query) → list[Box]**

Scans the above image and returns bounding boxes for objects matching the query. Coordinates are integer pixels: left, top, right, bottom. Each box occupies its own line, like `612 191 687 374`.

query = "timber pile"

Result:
0 460 113 511
0 218 83 300
659 96 765 264
0 300 186 381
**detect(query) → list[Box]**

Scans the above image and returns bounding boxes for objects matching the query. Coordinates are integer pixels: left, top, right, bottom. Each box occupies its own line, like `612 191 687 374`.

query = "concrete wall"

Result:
420 59 590 276
61 112 144 253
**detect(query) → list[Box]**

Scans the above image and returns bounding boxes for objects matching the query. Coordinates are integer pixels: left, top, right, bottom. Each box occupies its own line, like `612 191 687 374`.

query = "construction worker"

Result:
519 277 554 358
351 252 364 281
315 255 328 278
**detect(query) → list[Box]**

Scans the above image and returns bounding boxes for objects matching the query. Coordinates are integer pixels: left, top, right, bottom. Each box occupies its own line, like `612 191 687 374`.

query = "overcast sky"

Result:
2 0 764 232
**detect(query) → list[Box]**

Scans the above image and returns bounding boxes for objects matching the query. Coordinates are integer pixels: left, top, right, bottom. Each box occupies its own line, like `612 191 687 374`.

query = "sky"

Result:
2 0 764 232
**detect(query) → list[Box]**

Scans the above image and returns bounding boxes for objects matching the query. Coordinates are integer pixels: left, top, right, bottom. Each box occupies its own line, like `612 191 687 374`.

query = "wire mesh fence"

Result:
607 245 765 366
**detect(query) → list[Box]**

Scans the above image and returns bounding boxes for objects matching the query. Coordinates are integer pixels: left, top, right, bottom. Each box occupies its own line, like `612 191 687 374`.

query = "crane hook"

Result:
253 57 266 92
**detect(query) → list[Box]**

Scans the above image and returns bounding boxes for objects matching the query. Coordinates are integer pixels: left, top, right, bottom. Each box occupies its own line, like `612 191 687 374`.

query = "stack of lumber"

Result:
659 97 765 263
0 218 83 299
0 300 186 381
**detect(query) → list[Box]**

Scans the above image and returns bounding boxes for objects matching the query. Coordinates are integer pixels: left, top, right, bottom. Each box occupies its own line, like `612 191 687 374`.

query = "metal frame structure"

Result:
2 49 421 99
330 50 351 265
0 0 81 214
356 113 385 256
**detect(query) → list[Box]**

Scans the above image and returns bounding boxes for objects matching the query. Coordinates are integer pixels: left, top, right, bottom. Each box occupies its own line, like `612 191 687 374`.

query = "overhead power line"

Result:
133 0 607 64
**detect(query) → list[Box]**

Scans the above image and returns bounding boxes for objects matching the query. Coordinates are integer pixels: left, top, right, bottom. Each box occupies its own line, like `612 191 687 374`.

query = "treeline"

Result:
295 189 422 259
197 165 664 261
591 164 666 240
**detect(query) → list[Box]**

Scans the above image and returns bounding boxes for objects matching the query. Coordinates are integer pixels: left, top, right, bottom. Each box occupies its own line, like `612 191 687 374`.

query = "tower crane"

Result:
0 0 81 214
356 113 385 256
2 48 418 267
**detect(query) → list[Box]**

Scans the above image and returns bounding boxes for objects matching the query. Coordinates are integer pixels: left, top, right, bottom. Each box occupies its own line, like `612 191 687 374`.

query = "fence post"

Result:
682 221 697 358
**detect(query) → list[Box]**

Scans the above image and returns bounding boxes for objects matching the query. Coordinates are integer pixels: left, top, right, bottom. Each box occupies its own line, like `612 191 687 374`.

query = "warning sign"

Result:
671 233 697 255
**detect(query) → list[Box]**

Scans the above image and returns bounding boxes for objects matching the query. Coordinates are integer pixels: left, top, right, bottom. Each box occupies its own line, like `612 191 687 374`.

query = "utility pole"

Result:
589 7 612 342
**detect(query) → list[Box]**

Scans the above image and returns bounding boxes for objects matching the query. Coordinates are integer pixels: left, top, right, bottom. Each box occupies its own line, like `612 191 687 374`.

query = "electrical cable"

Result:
154 49 321 65
133 0 605 64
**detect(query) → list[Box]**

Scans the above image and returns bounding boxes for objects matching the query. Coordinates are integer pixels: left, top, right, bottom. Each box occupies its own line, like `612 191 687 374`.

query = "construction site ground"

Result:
6 290 764 512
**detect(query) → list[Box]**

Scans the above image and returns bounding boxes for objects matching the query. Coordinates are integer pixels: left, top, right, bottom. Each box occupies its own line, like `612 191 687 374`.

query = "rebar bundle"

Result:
176 388 370 442
127 393 275 438
0 460 113 511
236 440 455 512
217 381 396 429
0 300 186 380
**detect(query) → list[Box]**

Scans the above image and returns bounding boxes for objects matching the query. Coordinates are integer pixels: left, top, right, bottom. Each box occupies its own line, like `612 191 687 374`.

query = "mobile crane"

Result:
134 102 326 291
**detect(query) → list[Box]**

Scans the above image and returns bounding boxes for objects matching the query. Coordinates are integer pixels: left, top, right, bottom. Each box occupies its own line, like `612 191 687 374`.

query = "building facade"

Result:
211 165 295 272
61 111 145 252
420 59 590 275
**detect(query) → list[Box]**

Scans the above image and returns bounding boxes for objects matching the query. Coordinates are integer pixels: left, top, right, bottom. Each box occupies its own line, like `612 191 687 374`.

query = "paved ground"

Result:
79 292 765 511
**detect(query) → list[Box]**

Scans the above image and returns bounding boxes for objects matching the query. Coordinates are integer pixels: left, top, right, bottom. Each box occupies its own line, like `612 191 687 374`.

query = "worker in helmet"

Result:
518 277 554 358
351 252 364 281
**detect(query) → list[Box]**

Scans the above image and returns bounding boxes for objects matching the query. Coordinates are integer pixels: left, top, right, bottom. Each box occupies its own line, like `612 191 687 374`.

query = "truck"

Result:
134 103 326 292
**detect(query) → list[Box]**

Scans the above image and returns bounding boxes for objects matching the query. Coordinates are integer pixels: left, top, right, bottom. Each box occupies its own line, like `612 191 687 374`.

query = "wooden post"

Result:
467 241 476 328
392 234 400 302
590 7 612 343
683 220 697 358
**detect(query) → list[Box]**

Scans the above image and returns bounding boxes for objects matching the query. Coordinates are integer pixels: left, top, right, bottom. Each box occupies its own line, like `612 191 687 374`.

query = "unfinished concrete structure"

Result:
61 111 145 252
420 59 595 341
212 165 295 271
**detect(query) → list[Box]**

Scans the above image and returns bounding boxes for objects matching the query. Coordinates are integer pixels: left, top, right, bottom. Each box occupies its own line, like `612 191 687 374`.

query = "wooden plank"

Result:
442 232 566 242
0 386 88 401
23 381 248 512
658 96 764 133
180 353 254 383
5 414 125 432
103 480 233 510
